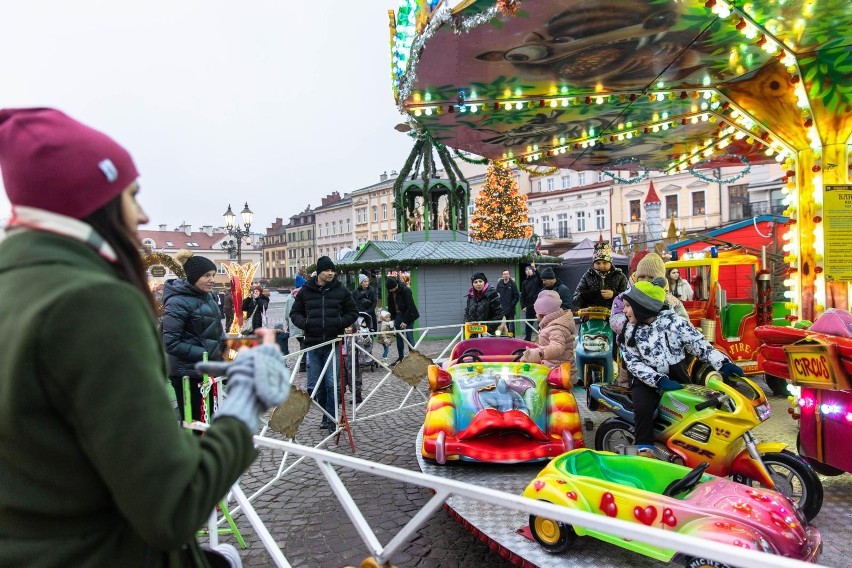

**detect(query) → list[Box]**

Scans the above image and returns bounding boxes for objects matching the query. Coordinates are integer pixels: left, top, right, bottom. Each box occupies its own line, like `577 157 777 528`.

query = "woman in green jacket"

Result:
0 108 289 567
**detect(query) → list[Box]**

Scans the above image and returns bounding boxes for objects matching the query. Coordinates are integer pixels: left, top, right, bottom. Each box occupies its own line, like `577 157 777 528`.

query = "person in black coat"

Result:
386 276 419 364
464 272 504 335
290 256 359 430
352 273 377 331
162 252 226 421
539 267 573 310
520 264 543 341
240 286 265 332
572 242 628 310
495 269 520 336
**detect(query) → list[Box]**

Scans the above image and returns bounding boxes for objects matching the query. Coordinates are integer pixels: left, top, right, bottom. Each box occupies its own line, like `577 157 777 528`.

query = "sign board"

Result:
824 184 852 282
784 339 851 390
150 265 167 278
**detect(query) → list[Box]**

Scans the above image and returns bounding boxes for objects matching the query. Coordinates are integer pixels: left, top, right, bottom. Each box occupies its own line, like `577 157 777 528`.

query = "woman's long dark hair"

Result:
82 196 156 315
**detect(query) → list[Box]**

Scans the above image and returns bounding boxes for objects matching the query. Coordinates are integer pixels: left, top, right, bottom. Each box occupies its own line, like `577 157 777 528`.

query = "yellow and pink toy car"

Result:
421 337 584 464
523 449 822 566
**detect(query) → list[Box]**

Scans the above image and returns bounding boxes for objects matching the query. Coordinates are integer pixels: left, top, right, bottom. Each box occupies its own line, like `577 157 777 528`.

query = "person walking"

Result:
352 273 377 331
223 282 235 333
290 256 359 431
241 286 264 333
0 107 289 566
520 264 542 341
464 272 504 335
385 276 420 364
162 250 226 421
495 269 520 336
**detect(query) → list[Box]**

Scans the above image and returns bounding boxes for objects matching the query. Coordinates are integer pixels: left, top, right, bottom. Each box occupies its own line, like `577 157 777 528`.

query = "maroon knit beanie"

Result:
0 108 139 219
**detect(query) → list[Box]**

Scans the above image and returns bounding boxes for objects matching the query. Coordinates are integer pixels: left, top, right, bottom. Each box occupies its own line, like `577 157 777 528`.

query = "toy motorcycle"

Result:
575 307 617 401
588 372 824 521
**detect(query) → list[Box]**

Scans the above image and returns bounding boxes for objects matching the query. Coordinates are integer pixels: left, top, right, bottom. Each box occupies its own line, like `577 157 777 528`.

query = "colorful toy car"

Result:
421 337 584 463
523 449 822 565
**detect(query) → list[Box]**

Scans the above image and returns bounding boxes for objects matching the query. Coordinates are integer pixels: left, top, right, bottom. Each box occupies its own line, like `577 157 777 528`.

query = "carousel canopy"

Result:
390 0 851 175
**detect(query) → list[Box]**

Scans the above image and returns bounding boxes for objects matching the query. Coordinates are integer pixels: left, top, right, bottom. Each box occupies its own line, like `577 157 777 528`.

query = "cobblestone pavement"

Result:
219 334 849 568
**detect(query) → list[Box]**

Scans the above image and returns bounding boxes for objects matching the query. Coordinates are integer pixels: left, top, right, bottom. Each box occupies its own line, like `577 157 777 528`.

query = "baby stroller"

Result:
355 312 376 373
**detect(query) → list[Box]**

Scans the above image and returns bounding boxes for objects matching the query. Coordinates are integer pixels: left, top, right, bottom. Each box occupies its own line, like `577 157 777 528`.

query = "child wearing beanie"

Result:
377 310 396 363
620 278 744 459
572 241 628 310
520 290 577 381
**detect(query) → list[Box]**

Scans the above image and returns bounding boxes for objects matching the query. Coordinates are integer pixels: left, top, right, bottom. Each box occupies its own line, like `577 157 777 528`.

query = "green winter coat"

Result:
0 230 257 567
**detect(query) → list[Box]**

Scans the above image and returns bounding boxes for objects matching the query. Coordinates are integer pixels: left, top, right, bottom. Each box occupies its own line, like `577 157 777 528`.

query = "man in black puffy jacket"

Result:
290 256 358 430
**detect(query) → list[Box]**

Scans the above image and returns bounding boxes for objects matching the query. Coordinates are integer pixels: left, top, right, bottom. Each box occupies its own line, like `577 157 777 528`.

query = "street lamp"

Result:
222 202 253 263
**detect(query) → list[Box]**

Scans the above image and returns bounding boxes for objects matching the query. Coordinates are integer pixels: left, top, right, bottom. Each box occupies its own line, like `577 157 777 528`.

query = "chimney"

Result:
203 225 213 237
158 224 167 231
183 224 192 236
380 171 388 182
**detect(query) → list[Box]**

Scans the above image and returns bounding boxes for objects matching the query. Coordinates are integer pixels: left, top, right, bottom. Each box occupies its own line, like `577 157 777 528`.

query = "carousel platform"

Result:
417 383 851 568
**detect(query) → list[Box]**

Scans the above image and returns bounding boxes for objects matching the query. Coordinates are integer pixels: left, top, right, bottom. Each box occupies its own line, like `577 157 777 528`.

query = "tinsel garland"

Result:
496 0 521 16
688 153 751 184
450 147 489 165
602 157 650 184
515 161 559 178
396 3 499 116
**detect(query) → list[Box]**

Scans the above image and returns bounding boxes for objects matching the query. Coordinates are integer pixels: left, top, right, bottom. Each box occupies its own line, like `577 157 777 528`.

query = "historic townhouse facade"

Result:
314 191 355 261
352 172 397 244
284 207 315 277
261 218 288 280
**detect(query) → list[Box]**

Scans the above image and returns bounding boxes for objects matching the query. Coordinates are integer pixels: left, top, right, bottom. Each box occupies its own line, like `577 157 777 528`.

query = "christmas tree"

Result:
469 162 532 241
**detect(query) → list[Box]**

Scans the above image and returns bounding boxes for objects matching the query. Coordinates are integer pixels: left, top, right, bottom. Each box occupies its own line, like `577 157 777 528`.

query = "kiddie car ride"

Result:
523 449 822 566
421 337 584 464
575 306 617 393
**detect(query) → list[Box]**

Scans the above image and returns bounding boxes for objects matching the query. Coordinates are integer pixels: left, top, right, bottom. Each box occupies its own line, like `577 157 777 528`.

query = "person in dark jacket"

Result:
241 286 265 332
290 256 359 430
572 241 628 310
464 272 504 335
386 276 420 364
162 250 227 421
0 107 288 566
223 282 235 333
539 267 572 310
495 269 520 336
520 264 543 341
352 273 377 331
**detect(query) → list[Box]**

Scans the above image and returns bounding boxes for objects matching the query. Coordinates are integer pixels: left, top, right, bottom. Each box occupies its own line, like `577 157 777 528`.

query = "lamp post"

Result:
222 202 253 264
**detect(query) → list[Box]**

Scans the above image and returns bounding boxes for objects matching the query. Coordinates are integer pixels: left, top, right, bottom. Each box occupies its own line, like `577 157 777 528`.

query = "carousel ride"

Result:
394 1 850 565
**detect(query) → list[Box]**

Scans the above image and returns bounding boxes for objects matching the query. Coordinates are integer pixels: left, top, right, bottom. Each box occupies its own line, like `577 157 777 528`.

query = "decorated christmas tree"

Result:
469 162 532 241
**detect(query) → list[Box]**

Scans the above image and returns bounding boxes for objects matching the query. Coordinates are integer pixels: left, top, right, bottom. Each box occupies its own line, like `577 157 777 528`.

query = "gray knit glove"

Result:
196 345 291 432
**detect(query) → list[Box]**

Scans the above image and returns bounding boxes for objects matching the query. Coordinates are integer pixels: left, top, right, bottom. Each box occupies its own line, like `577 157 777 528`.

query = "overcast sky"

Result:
1 1 412 232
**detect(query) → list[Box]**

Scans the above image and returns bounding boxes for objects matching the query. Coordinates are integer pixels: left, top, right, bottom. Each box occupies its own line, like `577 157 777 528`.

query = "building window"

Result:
578 172 586 186
307 230 312 239
575 211 586 233
356 208 367 224
665 195 678 219
382 203 388 220
597 171 607 182
372 206 378 222
692 191 706 215
536 180 542 191
542 215 552 236
333 221 338 235
299 230 304 240
595 208 605 230
308 248 312 258
546 178 554 191
324 222 329 236
728 184 749 220
629 199 641 221
558 213 570 237
561 175 570 189
217 263 227 275
346 218 351 232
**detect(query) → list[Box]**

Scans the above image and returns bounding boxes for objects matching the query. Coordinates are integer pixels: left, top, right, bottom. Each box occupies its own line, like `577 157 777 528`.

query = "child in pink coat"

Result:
521 290 577 383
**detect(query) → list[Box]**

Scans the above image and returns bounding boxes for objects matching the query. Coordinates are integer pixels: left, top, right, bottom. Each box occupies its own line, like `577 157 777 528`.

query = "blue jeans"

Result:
394 315 414 359
307 344 338 422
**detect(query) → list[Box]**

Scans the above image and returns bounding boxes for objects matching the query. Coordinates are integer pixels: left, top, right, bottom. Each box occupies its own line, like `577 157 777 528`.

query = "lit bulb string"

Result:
702 0 819 150
711 91 797 156
395 3 499 114
514 162 560 177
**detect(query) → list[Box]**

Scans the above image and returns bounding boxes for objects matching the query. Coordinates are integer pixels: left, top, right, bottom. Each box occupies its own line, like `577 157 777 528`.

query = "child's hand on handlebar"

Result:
719 362 745 378
657 377 683 391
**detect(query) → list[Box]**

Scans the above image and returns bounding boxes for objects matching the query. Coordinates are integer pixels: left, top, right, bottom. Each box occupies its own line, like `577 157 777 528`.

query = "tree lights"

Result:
469 162 531 241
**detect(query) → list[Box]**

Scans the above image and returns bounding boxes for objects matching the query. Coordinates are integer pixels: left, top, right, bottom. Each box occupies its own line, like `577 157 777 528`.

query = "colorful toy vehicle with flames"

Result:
421 337 584 464
523 449 822 566
589 370 823 520
666 248 792 395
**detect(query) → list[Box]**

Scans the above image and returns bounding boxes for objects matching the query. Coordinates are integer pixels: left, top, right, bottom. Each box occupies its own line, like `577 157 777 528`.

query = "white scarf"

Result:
3 205 118 263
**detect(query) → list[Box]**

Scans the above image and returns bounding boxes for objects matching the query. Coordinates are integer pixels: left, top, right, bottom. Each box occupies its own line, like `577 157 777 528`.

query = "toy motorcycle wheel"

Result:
529 511 576 553
594 420 634 454
733 450 823 521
